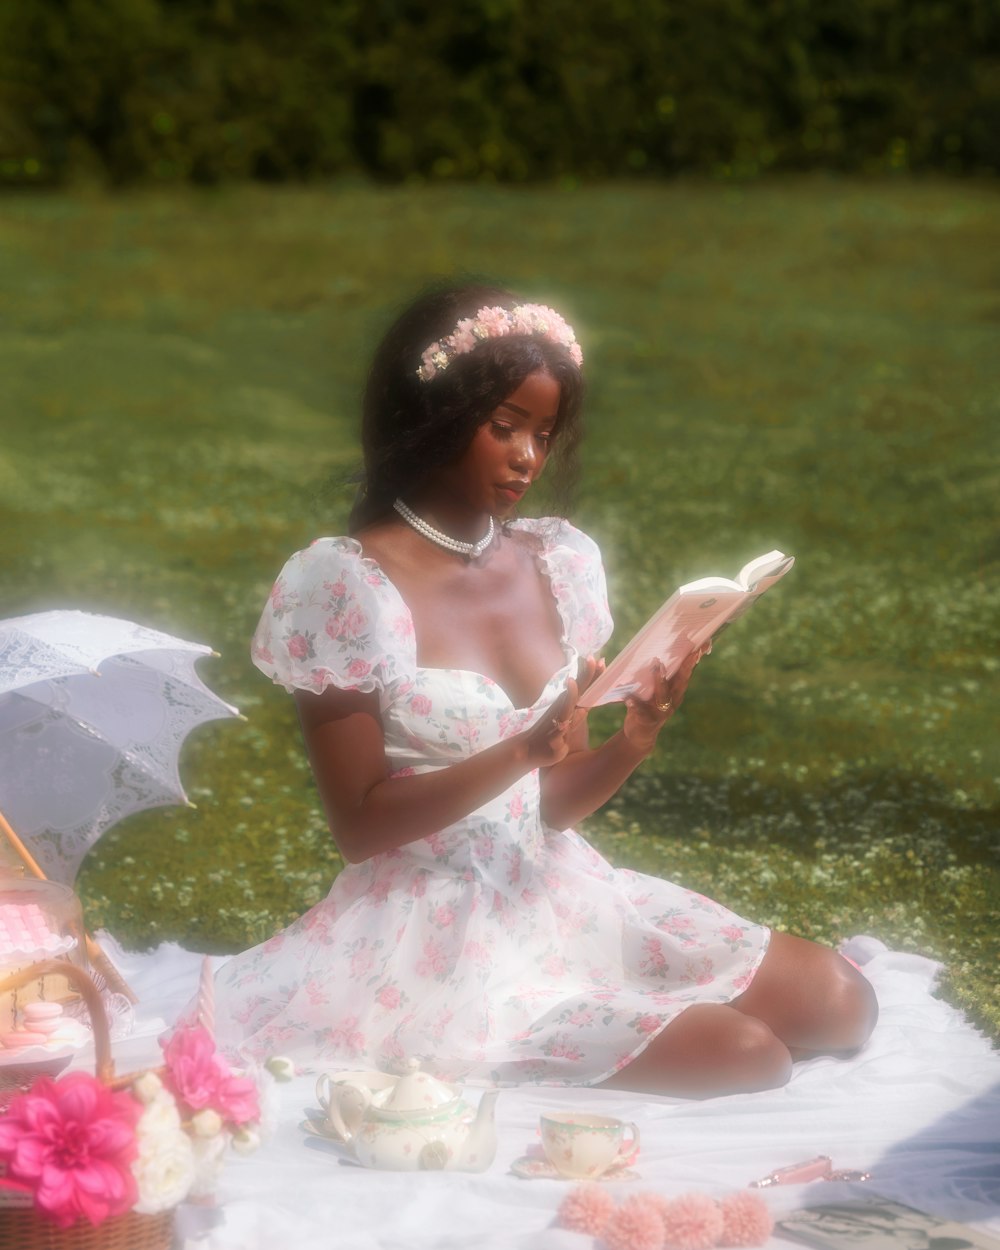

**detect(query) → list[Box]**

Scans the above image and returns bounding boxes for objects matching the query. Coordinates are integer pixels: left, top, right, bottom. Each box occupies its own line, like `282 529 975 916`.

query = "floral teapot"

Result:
327 1059 499 1172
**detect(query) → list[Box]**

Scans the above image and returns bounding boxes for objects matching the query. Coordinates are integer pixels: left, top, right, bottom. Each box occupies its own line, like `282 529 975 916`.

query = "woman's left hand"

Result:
622 642 711 755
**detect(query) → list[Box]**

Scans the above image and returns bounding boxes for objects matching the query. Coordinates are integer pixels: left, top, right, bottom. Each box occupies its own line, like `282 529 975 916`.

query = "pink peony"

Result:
558 1183 615 1236
0 1072 140 1229
161 1026 260 1127
660 1191 725 1250
719 1192 774 1247
603 1193 666 1250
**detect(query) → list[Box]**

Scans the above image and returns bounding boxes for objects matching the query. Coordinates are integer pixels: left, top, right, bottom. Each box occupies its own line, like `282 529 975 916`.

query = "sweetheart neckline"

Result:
336 535 575 712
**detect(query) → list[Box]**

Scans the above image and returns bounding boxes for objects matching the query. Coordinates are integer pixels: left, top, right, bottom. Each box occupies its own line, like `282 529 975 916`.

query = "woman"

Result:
215 282 877 1097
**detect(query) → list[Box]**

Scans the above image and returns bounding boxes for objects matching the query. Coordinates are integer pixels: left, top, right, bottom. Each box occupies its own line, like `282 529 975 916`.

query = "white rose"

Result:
191 1108 224 1138
132 1126 196 1214
138 1090 182 1136
189 1130 229 1198
132 1071 164 1105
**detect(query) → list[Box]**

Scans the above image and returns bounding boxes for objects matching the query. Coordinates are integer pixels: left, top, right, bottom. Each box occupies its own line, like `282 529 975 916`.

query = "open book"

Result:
774 1195 1000 1250
577 549 794 709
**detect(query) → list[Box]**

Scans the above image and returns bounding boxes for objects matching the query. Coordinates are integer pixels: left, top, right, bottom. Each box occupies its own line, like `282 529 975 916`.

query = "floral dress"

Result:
212 519 769 1086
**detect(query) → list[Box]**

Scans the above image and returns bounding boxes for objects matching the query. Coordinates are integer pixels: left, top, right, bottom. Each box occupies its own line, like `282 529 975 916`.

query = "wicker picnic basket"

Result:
0 959 173 1250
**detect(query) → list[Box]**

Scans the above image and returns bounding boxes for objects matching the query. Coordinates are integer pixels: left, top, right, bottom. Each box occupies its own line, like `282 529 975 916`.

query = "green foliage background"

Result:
1 0 998 186
1 179 997 1038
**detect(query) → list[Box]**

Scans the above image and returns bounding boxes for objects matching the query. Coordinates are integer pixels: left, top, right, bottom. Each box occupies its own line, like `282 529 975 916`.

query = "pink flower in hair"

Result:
474 306 513 337
449 317 478 353
660 1191 725 1250
603 1193 666 1250
557 1183 615 1236
719 1192 774 1246
0 1073 140 1229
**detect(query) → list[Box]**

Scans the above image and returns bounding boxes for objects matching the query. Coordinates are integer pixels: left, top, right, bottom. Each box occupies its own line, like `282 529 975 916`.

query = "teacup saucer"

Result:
509 1155 640 1182
300 1116 349 1145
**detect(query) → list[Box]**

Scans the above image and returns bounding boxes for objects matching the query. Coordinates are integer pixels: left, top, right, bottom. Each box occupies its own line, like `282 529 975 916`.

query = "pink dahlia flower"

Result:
0 1072 140 1229
162 1025 260 1127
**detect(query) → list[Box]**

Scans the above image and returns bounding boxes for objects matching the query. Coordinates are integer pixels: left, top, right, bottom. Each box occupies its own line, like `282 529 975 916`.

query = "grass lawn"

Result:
0 177 997 1037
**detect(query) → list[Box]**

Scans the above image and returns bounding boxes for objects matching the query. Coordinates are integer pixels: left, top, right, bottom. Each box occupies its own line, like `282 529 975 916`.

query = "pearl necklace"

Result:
393 498 495 559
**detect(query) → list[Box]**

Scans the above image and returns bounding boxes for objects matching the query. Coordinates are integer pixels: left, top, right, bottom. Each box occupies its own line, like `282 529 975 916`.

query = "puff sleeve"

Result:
510 518 614 656
251 538 417 696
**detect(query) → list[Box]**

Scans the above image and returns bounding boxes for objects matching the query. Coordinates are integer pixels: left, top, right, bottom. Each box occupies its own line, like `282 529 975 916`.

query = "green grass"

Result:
0 178 997 1037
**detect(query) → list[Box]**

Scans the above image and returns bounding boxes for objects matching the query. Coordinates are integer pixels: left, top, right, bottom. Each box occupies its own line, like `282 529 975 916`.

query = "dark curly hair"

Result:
348 282 585 534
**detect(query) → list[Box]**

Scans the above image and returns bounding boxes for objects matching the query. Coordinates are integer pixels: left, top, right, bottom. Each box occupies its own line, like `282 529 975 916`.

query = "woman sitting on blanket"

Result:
214 282 877 1097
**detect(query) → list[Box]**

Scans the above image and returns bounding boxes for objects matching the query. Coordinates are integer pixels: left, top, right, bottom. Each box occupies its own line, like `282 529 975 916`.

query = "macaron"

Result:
26 1018 62 1036
23 1002 63 1022
0 1031 48 1048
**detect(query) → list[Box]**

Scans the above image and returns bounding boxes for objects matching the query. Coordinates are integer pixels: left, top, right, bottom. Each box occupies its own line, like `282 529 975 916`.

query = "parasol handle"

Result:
0 806 139 1005
0 805 46 879
0 959 115 1085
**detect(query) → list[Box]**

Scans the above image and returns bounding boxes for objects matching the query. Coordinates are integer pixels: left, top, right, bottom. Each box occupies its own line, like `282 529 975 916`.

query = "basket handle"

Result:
0 959 114 1085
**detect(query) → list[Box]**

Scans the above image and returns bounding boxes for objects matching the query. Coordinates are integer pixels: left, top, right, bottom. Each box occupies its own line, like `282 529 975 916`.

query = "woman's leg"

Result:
599 1003 793 1097
599 934 878 1098
729 932 878 1056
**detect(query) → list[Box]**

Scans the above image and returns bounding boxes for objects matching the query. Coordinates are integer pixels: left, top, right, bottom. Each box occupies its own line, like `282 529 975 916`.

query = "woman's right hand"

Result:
517 655 604 769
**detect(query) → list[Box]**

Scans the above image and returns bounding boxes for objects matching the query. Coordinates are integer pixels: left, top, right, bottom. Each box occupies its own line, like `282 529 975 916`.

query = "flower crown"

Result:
416 303 583 382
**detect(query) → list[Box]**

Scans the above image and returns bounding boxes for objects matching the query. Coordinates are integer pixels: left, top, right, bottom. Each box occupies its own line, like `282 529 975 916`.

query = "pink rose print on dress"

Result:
410 693 432 717
329 1016 366 1056
542 954 567 978
632 1013 662 1036
416 937 451 979
347 658 371 680
286 632 313 661
432 905 456 928
376 984 403 1010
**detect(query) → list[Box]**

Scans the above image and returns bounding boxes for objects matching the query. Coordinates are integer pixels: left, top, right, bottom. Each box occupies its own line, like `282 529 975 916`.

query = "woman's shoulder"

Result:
506 515 602 561
251 537 415 696
508 517 613 653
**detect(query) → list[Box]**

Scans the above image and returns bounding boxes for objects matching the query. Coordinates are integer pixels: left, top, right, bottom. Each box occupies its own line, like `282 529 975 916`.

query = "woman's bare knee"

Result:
734 934 878 1055
600 1005 792 1098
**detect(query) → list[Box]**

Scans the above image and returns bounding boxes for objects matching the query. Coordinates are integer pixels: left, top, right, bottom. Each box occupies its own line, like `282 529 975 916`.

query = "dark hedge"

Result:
1 0 998 185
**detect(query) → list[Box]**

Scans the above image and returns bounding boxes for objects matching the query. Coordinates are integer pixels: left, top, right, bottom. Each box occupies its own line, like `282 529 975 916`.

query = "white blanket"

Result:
90 935 1000 1250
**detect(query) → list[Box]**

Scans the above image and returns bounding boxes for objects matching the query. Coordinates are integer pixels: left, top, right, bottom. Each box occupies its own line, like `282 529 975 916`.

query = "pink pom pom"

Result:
720 1192 774 1247
558 1184 616 1237
602 1194 666 1250
660 1191 725 1250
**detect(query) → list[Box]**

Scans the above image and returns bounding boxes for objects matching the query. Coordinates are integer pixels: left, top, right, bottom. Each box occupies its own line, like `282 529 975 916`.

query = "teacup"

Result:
315 1069 398 1141
539 1111 640 1179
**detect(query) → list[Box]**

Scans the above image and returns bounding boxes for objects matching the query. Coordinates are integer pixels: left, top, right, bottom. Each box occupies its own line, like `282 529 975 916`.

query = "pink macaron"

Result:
0 1031 48 1048
23 1001 63 1022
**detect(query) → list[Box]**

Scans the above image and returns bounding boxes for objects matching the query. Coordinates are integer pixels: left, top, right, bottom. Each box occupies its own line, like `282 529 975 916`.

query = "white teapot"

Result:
326 1059 499 1172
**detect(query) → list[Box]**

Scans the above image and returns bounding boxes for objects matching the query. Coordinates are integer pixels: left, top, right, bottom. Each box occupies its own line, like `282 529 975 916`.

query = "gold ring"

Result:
655 698 673 713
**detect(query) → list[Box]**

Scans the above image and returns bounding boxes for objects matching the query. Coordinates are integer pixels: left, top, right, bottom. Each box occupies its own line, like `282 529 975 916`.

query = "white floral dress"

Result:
213 519 769 1086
